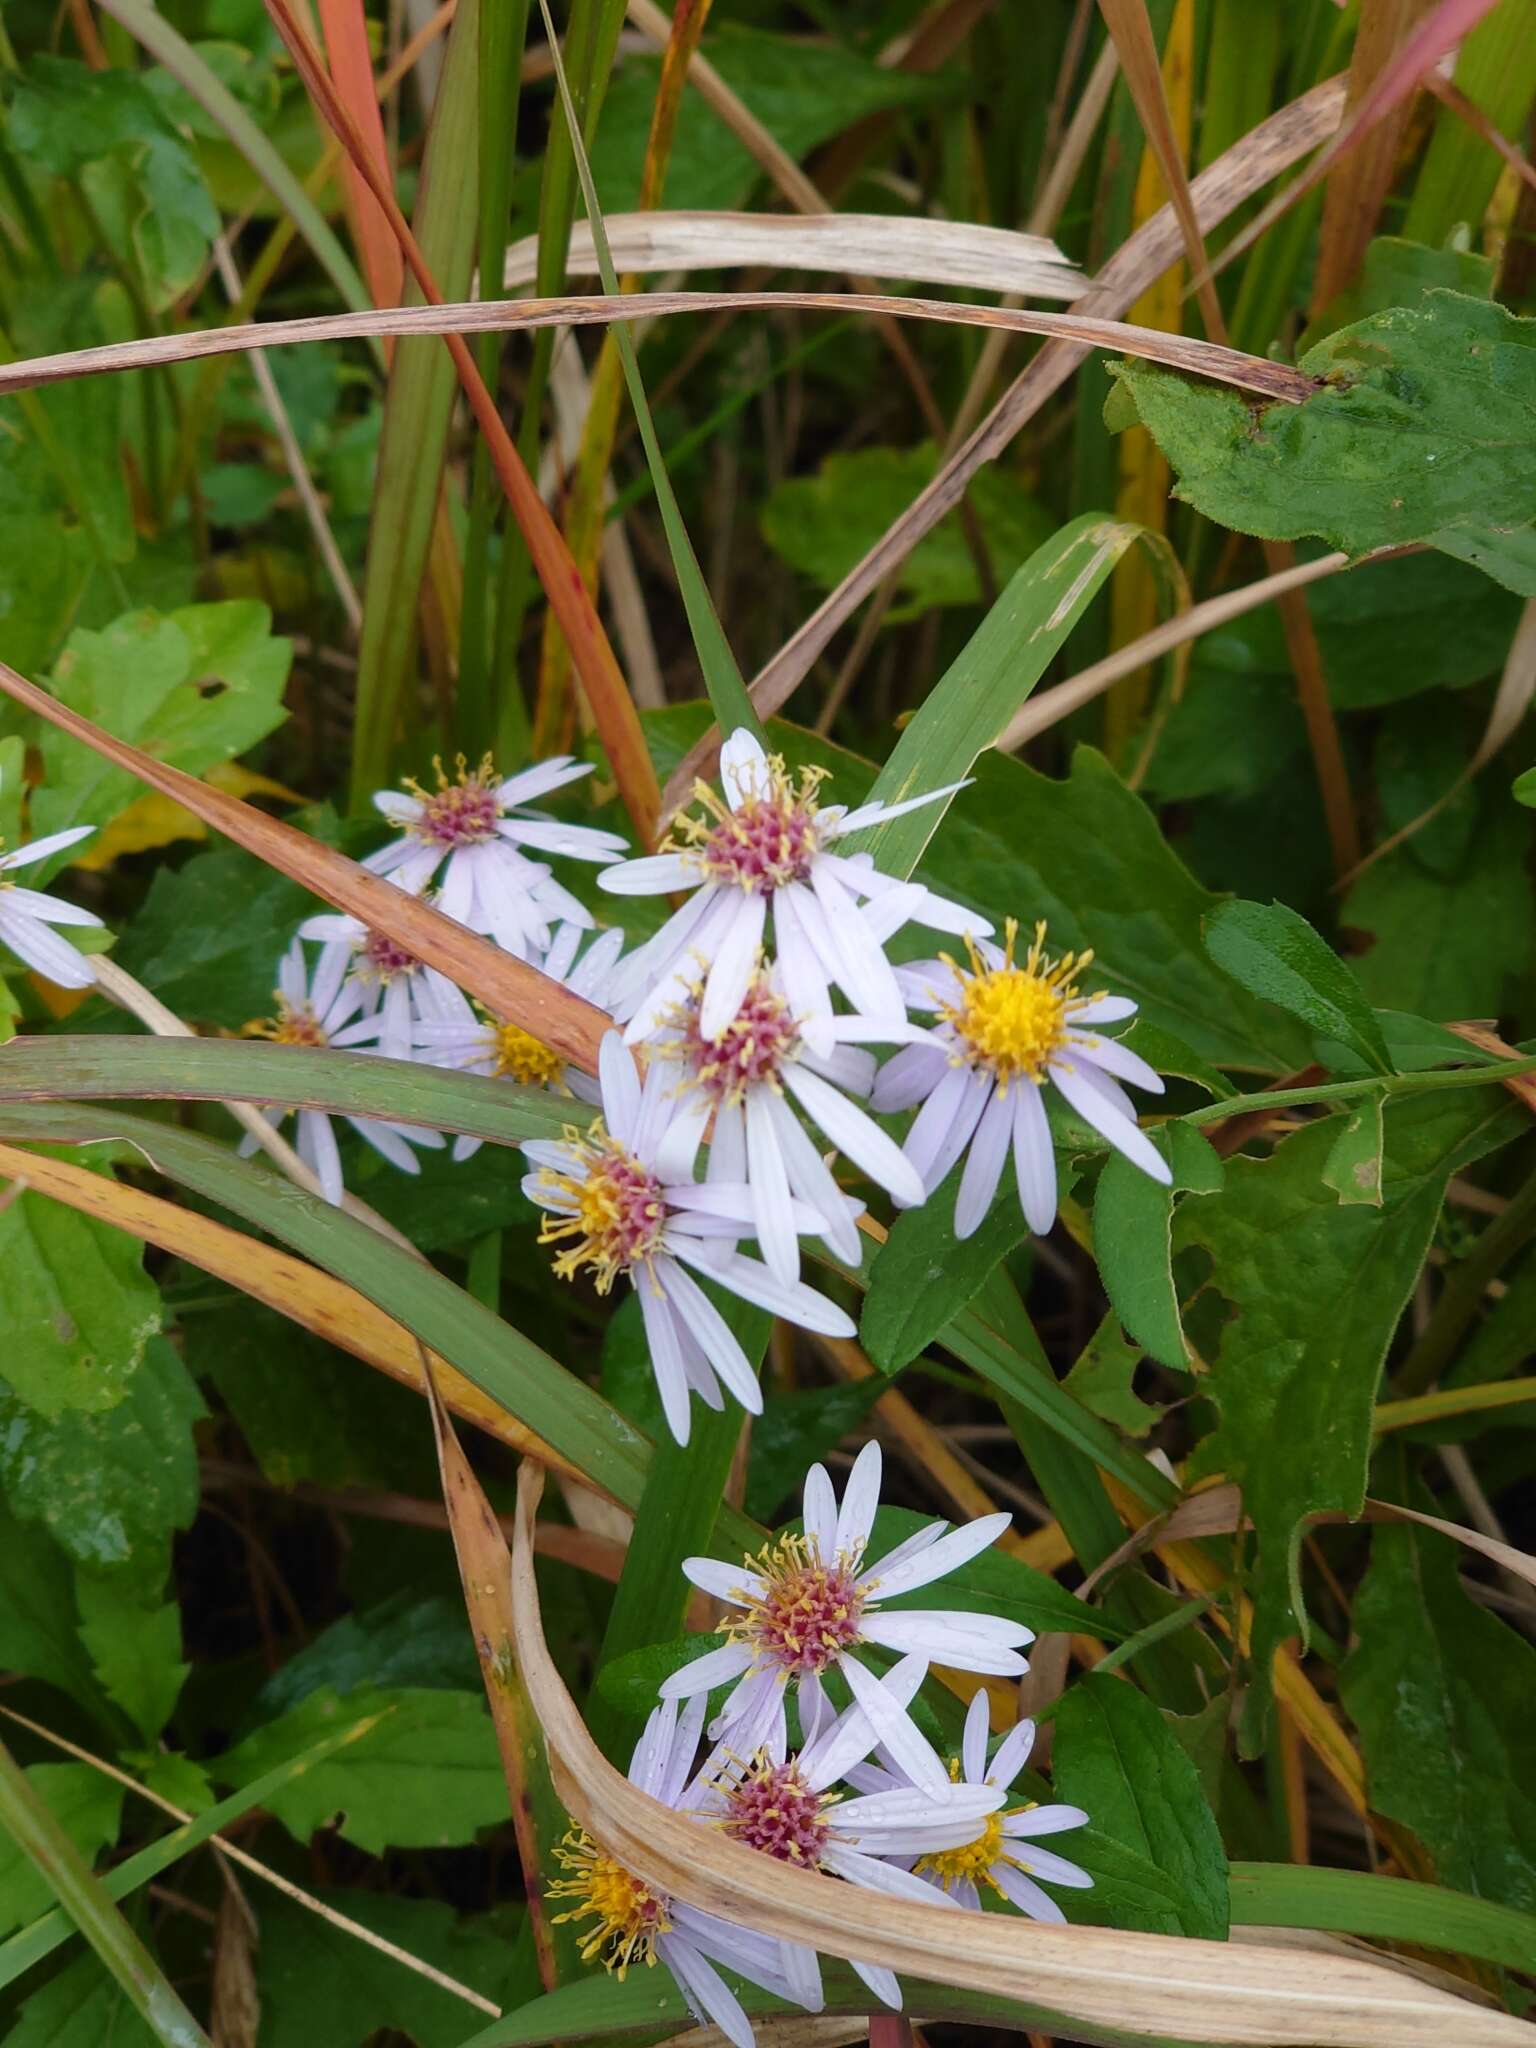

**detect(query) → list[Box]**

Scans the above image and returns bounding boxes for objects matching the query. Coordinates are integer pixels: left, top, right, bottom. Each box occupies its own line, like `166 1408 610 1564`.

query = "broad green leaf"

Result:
0 1164 161 1417
1228 1861 1536 1974
1093 1124 1222 1373
1052 1674 1228 1940
1062 1315 1163 1438
1302 234 1495 349
0 1767 123 1942
1342 801 1536 1021
1321 1092 1385 1207
76 1580 187 1747
250 1593 486 1719
1514 765 1536 807
1112 293 1536 595
861 1163 1030 1375
254 1892 522 2048
1174 1084 1525 1747
218 1687 506 1854
761 444 1054 619
1339 1512 1536 1913
29 601 291 847
852 516 1179 880
0 1035 592 1149
0 1337 202 1571
1205 899 1392 1075
6 1953 158 2048
0 1505 104 1718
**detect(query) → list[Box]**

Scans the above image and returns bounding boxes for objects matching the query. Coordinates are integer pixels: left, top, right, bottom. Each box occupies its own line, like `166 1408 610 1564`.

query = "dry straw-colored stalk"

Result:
509 1463 1534 2048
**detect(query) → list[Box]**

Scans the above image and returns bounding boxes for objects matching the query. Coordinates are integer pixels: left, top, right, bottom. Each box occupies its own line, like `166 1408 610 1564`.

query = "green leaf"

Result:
0 1504 104 1717
0 1767 124 1942
1052 1673 1228 1940
1112 293 1536 595
250 1593 486 1719
0 1336 202 1571
1321 1092 1385 1207
29 601 291 845
218 1687 506 1855
861 1160 1030 1375
6 1952 158 2048
0 1162 161 1417
1173 1084 1525 1748
1513 765 1536 807
1339 1512 1536 1914
1062 1315 1163 1438
745 1378 885 1523
1228 1860 1536 1975
1341 800 1536 1021
1093 1124 1222 1373
852 516 1178 881
1205 899 1393 1075
1302 234 1495 349
254 1892 522 2048
76 1580 187 1747
760 443 1054 619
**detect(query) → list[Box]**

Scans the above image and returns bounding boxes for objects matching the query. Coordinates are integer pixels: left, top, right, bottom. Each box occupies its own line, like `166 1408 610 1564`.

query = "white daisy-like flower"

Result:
0 825 103 990
662 1440 1032 1767
297 898 469 1062
240 938 445 1205
521 1032 856 1445
854 1687 1093 1923
600 728 990 1054
873 917 1169 1239
550 1694 806 2048
366 755 629 957
650 964 930 1281
688 1655 1000 2016
412 922 625 1160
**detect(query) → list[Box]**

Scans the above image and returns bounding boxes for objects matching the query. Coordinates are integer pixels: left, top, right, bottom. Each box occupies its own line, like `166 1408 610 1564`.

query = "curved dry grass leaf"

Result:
0 290 1314 403
0 1138 583 1484
503 211 1089 299
509 1464 1533 2048
0 654 610 1071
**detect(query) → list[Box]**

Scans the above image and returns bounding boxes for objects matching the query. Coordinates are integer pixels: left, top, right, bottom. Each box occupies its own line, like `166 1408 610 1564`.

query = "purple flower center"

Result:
722 1761 831 1867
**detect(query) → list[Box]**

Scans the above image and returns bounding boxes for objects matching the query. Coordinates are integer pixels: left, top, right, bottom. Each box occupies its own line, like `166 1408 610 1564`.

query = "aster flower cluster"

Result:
227 727 1169 1441
551 1446 1091 2048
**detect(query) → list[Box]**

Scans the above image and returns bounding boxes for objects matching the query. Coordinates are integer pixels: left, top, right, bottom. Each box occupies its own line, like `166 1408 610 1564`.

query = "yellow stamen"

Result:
941 918 1102 1087
244 999 328 1048
914 1809 1007 1892
537 1120 666 1292
549 1829 669 1975
494 1019 565 1088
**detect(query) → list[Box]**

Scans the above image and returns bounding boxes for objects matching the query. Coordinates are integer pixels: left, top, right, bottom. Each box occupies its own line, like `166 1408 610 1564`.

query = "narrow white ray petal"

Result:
1008 1842 1094 1887
855 879 932 946
962 1687 990 1785
681 1557 763 1605
656 1935 755 2048
906 886 995 939
664 1181 759 1223
299 1109 344 1208
866 1509 1012 1597
954 1087 1013 1239
809 863 904 1021
833 1785 1002 1835
595 1029 641 1146
799 1654 926 1791
985 1716 1038 1791
658 1641 755 1699
1070 994 1138 1026
777 1937 825 2015
673 1245 855 1337
904 1064 990 1192
1063 1051 1138 1121
767 1093 863 1264
638 1284 694 1445
542 921 582 981
628 1698 673 1797
0 886 102 927
773 883 834 1056
831 780 970 836
820 1842 957 1907
1066 1030 1165 1094
1049 1058 1171 1184
1011 1081 1058 1235
869 1041 948 1114
353 1120 423 1173
373 790 424 823
699 891 767 1041
709 1663 785 1748
837 1652 949 1795
659 1692 710 1809
782 1064 925 1208
0 905 95 986
720 727 769 809
0 823 96 870
1000 1802 1090 1838
827 1014 938 1048
801 1464 838 1558
849 1959 904 2010
991 1863 1068 1922
600 851 700 896
745 1086 799 1284
859 1612 1031 1674
835 1440 883 1559
495 757 588 804
655 1257 764 1414
499 816 627 862
854 1522 945 1586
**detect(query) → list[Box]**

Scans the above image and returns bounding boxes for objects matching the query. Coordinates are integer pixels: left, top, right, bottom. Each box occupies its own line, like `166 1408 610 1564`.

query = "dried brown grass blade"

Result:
509 1463 1534 2048
0 292 1314 403
661 72 1350 809
0 1138 584 1482
0 654 609 1070
503 211 1089 299
317 0 407 307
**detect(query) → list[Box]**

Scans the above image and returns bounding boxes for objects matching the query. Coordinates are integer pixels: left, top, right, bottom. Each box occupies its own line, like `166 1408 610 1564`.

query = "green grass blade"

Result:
0 1037 594 1146
1402 0 1536 250
348 0 482 805
847 513 1178 880
0 1736 210 2046
534 0 762 742
1229 1862 1536 1974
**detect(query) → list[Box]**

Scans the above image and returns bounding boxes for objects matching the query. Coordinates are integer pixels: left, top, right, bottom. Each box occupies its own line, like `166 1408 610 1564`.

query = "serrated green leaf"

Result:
5 1952 159 2048
248 1593 483 1719
1174 1084 1525 1748
1206 899 1392 1074
1061 1315 1164 1439
76 1580 187 1747
0 1505 103 1717
1321 1092 1385 1207
1112 292 1536 594
861 1161 1030 1375
0 1767 124 1943
218 1688 506 1854
1093 1123 1222 1373
1339 1511 1536 1913
0 1337 202 1571
1052 1673 1228 1939
0 1164 161 1417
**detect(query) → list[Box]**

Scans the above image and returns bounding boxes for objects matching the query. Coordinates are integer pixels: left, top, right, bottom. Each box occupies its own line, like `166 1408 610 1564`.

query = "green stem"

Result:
1179 1055 1536 1130
1394 1154 1536 1397
0 1737 210 2047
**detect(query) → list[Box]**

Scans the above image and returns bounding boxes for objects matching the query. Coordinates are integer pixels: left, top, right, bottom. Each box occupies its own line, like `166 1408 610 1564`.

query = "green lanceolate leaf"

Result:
0 1503 107 1721
1112 292 1536 596
1339 1510 1536 1915
1052 1672 1228 1940
0 1036 593 1148
1228 1861 1536 1974
850 514 1179 880
1093 1124 1222 1373
1173 1084 1526 1749
861 1166 1030 1375
1204 898 1393 1075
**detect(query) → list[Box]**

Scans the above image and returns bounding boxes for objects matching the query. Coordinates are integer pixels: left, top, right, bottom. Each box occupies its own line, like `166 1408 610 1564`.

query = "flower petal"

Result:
782 1063 924 1208
1048 1058 1171 1184
720 727 769 809
745 1086 799 1284
865 1510 1013 1599
837 1651 949 1795
658 1641 755 1699
954 1086 1012 1238
961 1686 990 1785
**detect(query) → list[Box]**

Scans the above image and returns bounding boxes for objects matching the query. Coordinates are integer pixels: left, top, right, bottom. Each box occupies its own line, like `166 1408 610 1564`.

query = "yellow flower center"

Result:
669 757 827 893
537 1123 666 1291
942 918 1098 1086
727 1531 865 1677
549 1830 669 1975
245 1000 329 1048
494 1020 565 1088
914 1809 1005 1890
